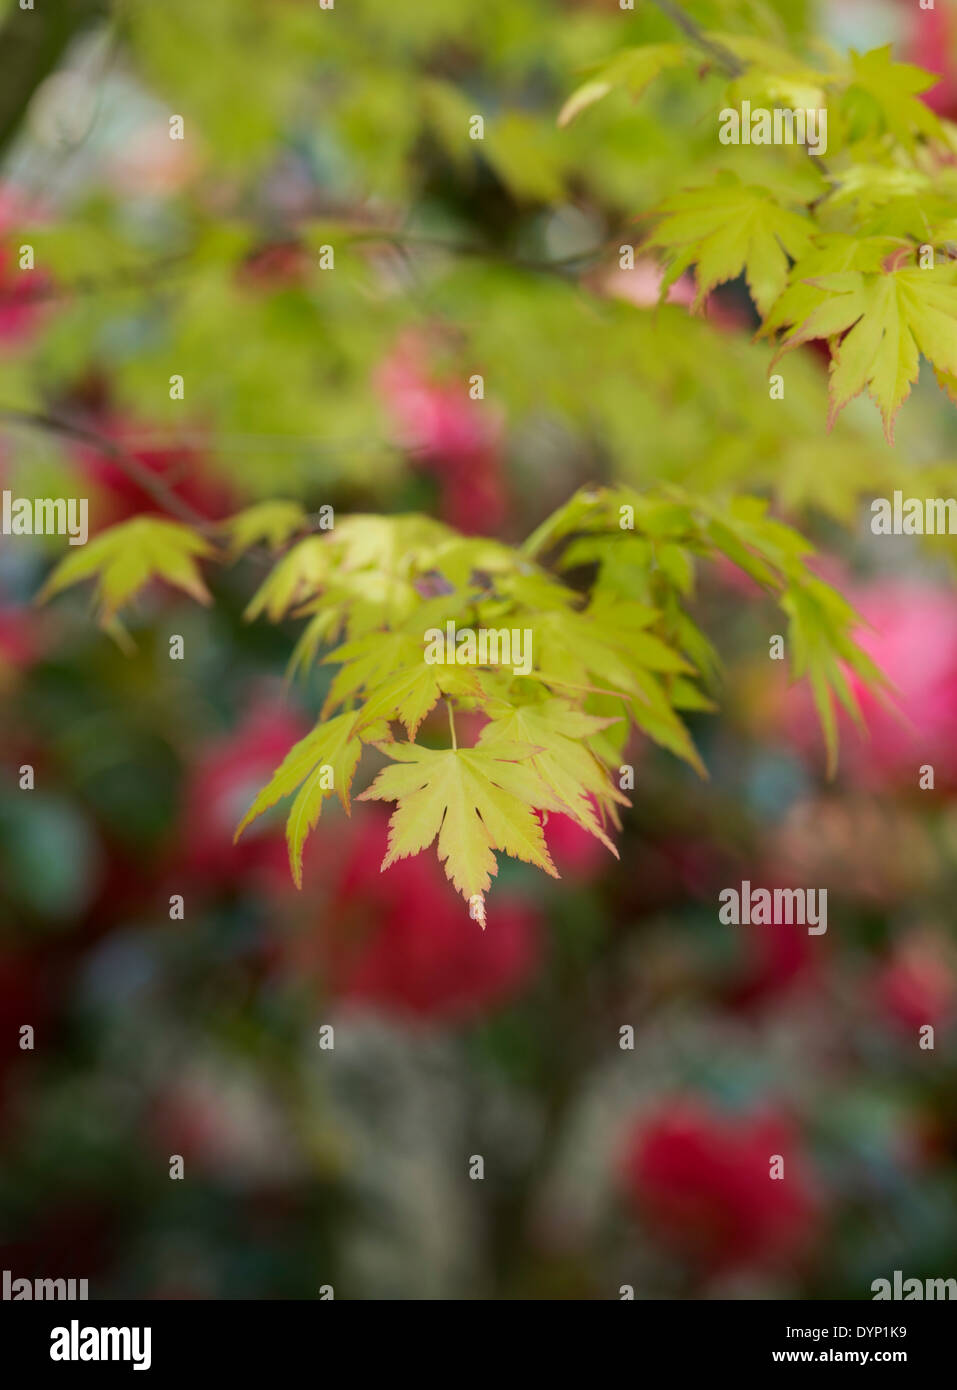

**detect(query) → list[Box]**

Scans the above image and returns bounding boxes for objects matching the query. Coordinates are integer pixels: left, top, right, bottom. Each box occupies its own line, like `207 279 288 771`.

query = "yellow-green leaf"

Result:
39 516 214 622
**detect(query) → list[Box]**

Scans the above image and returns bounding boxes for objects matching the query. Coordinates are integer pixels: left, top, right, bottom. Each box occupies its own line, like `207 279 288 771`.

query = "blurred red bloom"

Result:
236 240 312 291
311 807 541 1022
0 606 38 672
542 811 609 878
873 933 955 1035
56 378 234 527
727 912 819 1012
620 1098 821 1271
376 333 507 533
70 412 234 527
178 697 310 886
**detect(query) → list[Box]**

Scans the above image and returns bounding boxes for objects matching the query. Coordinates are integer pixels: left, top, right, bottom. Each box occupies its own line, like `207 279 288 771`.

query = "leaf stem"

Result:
447 699 458 750
647 0 744 77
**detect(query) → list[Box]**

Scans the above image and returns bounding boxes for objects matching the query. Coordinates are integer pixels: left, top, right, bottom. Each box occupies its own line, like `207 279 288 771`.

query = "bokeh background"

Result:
2 0 957 1299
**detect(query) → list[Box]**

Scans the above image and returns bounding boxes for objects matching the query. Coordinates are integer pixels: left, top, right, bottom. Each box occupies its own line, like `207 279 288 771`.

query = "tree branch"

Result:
648 0 744 77
0 254 192 306
0 405 214 529
649 0 831 181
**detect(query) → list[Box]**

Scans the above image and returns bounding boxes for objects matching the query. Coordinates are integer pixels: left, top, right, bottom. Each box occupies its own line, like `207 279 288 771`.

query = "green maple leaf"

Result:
244 536 331 621
530 600 703 771
478 698 627 853
762 234 896 338
775 266 957 440
334 513 452 574
358 741 560 919
361 663 486 738
39 516 214 622
534 601 692 693
842 46 941 149
782 579 887 777
645 173 814 316
322 628 483 735
220 500 308 557
322 632 424 716
235 709 389 887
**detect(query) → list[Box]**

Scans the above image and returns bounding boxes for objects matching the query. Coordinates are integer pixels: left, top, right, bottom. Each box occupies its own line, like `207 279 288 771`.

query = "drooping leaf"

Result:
645 173 814 316
478 698 627 852
221 500 308 556
557 44 685 128
39 517 214 622
244 536 331 621
774 266 957 440
235 709 389 887
359 740 560 917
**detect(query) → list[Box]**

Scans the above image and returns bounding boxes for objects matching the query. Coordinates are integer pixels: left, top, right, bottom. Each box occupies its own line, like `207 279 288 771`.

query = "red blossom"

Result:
542 811 609 878
620 1098 822 1272
873 934 955 1035
308 807 541 1022
904 3 957 118
177 697 310 887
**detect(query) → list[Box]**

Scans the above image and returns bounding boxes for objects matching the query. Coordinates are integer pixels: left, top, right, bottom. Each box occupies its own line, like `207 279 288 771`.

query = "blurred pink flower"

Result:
0 244 53 346
597 256 751 331
53 375 233 528
903 2 957 118
376 332 507 533
599 257 695 309
620 1098 822 1272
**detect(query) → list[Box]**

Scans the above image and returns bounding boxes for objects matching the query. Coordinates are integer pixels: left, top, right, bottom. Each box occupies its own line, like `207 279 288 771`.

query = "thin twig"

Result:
0 253 192 306
347 227 615 275
648 0 744 77
649 0 832 182
0 405 214 529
